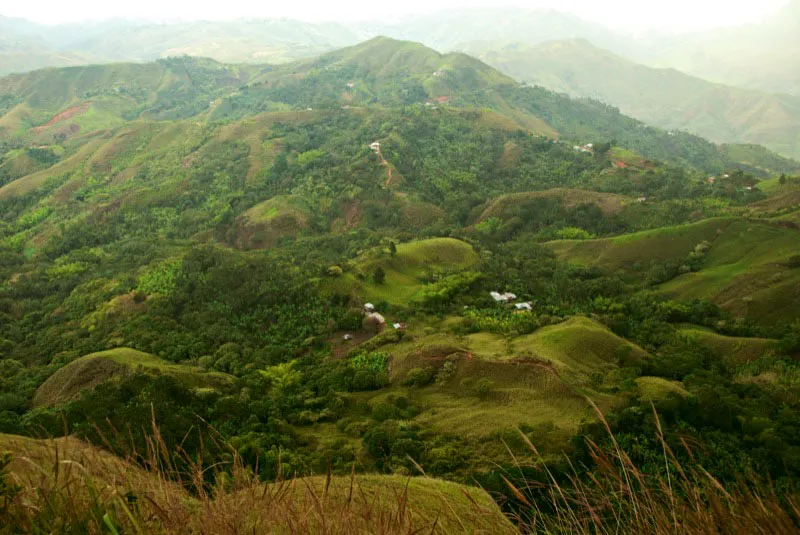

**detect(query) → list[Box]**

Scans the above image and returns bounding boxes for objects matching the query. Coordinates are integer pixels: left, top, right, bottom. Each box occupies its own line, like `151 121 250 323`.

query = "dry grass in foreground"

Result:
2 404 800 533
0 431 512 534
503 402 800 534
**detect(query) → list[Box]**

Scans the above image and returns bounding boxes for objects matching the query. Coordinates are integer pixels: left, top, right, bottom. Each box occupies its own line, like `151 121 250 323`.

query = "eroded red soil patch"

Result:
31 103 90 133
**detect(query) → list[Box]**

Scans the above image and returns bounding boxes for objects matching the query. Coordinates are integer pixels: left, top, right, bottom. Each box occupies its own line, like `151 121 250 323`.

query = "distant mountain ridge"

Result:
1 37 797 188
471 39 800 159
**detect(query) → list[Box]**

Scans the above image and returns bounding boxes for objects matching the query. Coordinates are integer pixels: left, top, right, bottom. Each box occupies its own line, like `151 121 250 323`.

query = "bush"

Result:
403 367 436 387
788 255 800 269
373 266 386 284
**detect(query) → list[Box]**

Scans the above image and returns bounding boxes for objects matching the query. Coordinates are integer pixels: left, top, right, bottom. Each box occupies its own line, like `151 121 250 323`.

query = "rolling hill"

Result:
548 218 800 324
33 348 234 407
1 34 799 534
1 37 796 186
471 39 800 160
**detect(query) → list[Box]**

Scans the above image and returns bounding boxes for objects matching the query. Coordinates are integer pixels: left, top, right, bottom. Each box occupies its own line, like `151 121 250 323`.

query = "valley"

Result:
0 35 799 534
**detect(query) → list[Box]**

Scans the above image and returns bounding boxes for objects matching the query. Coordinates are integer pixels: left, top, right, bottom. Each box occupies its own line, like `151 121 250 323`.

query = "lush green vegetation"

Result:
1 37 800 532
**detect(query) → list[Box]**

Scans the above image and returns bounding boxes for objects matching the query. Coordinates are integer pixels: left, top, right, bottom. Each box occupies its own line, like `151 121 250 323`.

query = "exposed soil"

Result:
329 330 377 359
31 103 90 133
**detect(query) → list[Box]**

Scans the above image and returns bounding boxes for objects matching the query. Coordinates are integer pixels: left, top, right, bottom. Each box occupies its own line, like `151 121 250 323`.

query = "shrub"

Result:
788 255 800 269
403 367 436 387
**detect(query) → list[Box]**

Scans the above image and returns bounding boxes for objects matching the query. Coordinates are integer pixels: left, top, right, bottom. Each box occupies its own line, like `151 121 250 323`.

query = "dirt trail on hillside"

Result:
376 148 395 188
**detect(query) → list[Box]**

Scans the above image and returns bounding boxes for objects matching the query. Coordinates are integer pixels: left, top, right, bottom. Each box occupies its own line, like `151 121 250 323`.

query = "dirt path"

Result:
376 148 394 188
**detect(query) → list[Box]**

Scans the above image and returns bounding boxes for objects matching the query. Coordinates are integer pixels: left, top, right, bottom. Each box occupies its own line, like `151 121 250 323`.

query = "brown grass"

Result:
0 418 512 534
2 405 799 534
504 402 800 534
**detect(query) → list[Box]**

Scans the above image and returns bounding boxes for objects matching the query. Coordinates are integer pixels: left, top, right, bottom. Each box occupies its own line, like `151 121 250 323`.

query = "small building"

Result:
364 312 387 333
346 82 355 88
392 323 406 330
637 197 647 203
490 291 517 303
490 291 508 303
343 334 354 341
515 302 533 311
364 303 376 313
370 142 381 153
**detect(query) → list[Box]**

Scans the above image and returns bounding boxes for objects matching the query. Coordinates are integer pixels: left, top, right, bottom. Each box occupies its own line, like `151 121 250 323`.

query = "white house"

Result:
490 291 507 303
490 291 518 303
364 303 376 313
515 302 533 311
370 142 381 152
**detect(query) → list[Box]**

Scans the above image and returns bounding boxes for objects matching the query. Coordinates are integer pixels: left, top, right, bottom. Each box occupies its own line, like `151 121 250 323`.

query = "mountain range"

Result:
2 34 800 533
469 39 800 159
2 4 799 160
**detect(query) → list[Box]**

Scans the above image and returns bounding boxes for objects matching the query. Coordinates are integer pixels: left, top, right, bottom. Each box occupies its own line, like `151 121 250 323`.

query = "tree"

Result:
780 174 787 186
389 241 397 256
373 266 386 284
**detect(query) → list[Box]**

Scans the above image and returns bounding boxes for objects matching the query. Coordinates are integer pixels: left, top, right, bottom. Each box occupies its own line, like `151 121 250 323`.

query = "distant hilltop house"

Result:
573 143 594 154
364 303 376 313
433 70 445 77
514 302 533 311
370 142 381 152
346 82 355 88
490 291 517 303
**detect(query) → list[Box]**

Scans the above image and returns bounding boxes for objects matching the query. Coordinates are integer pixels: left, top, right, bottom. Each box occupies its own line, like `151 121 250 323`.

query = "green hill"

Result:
470 39 800 160
479 188 632 222
678 328 777 366
33 348 233 408
377 316 646 437
327 237 479 305
548 218 800 324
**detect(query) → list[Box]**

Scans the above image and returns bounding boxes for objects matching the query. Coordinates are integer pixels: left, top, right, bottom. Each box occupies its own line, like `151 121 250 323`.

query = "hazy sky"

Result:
2 0 791 31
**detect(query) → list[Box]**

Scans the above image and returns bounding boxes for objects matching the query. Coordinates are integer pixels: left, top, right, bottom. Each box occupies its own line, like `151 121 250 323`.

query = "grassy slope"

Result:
252 475 516 534
33 348 233 408
548 217 800 324
0 433 512 534
328 238 479 305
479 188 633 222
679 328 777 366
635 376 691 402
660 220 800 323
377 316 644 437
547 218 731 269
